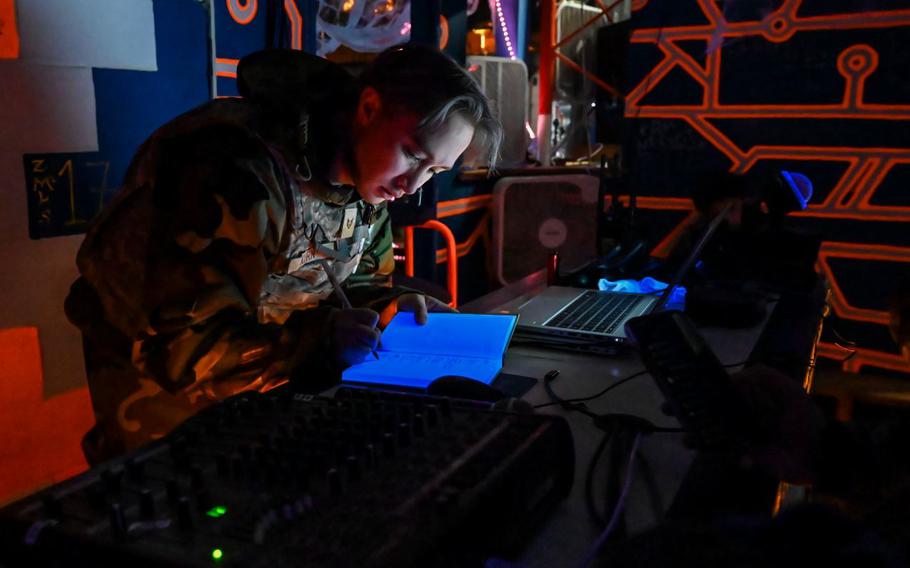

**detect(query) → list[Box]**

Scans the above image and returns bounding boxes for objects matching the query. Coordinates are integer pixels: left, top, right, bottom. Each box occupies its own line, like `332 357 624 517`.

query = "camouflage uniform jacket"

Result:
66 73 409 461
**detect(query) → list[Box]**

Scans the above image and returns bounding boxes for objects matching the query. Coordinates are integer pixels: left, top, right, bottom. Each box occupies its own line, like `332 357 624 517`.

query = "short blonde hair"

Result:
357 45 503 168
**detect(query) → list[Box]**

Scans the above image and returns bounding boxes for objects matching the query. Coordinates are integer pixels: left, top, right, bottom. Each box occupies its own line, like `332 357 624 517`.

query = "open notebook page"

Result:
341 312 518 388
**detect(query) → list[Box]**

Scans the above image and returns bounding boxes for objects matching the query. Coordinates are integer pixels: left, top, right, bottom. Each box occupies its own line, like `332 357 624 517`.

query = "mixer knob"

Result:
190 465 206 492
345 455 361 483
413 413 426 437
125 458 144 482
41 495 62 519
166 478 181 502
176 496 194 531
363 443 377 469
425 405 440 428
169 436 188 463
398 422 412 448
139 488 155 519
327 468 342 498
296 466 311 492
382 432 396 458
100 469 121 495
87 485 107 511
195 489 212 511
439 398 452 419
215 453 230 477
109 502 127 540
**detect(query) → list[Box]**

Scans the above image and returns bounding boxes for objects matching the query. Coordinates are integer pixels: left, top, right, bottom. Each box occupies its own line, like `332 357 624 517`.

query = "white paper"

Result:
18 0 157 70
343 351 502 388
0 62 98 153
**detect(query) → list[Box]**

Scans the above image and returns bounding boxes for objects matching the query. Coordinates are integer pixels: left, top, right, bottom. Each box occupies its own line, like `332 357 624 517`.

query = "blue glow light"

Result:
780 170 812 210
341 313 517 388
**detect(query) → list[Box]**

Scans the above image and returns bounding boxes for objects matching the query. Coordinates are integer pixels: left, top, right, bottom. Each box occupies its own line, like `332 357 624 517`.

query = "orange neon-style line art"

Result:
619 0 910 371
284 0 303 50
434 211 492 265
215 57 239 78
818 341 910 374
433 0 910 372
227 0 258 25
816 242 910 326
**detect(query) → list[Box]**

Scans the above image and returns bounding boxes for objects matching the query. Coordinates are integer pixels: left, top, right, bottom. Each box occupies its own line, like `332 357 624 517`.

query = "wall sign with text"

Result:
23 152 112 239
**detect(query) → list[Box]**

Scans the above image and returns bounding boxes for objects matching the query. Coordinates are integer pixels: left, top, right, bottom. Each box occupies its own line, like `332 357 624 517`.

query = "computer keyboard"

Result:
545 291 644 334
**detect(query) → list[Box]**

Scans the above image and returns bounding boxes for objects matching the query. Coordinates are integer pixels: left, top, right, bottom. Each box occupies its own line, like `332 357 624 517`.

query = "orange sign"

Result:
0 0 19 59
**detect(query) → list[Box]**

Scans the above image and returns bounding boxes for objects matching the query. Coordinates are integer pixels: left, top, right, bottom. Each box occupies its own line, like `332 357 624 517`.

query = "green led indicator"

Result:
205 506 228 518
211 548 224 561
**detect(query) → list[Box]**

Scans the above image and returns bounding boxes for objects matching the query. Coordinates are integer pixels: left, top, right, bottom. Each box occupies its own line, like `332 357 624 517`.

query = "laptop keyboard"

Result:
544 291 645 334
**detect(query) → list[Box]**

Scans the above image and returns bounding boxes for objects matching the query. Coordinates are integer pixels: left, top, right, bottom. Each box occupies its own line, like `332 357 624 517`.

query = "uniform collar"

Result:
294 175 355 207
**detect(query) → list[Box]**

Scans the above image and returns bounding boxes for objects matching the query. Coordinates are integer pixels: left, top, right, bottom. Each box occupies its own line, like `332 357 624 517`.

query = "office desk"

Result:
460 273 825 567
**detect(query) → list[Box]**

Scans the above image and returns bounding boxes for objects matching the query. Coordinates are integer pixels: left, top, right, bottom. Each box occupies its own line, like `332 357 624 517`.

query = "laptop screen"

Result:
650 201 734 313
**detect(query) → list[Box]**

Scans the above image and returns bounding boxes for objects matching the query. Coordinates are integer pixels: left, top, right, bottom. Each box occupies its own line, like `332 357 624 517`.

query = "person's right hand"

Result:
731 365 825 485
329 308 381 368
658 365 824 485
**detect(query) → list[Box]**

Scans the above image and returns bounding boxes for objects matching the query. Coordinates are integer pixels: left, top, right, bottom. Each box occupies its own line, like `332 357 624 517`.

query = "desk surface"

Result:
459 277 819 567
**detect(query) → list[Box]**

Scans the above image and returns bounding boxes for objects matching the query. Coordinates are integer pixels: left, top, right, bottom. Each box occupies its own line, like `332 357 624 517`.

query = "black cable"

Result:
633 450 666 521
541 369 602 418
833 346 858 362
604 424 629 535
536 356 749 411
509 334 625 351
828 322 858 347
584 430 613 525
579 432 643 568
534 369 648 409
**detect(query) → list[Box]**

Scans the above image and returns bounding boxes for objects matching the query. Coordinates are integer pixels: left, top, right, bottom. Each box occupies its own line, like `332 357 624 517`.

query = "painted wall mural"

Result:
431 1 910 375
625 0 910 374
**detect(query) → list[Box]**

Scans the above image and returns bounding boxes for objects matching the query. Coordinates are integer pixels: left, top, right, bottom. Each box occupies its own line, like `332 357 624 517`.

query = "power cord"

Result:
539 368 681 550
541 360 750 568
578 431 642 568
533 369 648 410
537 358 749 412
540 356 752 564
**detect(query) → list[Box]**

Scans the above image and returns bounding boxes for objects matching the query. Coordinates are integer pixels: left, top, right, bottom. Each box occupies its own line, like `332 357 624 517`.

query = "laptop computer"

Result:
510 203 733 352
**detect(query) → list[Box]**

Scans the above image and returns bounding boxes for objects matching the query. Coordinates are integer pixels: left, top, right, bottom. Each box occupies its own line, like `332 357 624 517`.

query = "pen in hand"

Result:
321 262 380 361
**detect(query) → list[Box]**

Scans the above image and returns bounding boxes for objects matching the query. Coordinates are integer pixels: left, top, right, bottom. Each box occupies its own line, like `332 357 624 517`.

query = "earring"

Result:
417 187 423 207
295 157 312 181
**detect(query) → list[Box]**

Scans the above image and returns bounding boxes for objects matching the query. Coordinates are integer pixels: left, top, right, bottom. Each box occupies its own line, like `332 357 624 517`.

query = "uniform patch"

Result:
340 206 357 239
287 248 316 273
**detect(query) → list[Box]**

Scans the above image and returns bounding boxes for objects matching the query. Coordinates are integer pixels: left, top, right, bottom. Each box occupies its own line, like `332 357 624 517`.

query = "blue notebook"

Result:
341 312 519 389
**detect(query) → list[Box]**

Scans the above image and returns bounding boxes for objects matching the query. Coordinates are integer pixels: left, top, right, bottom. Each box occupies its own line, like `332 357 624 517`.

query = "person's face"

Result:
350 87 475 206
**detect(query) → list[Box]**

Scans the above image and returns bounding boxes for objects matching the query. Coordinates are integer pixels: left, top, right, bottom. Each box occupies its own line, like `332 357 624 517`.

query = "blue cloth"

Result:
597 276 687 309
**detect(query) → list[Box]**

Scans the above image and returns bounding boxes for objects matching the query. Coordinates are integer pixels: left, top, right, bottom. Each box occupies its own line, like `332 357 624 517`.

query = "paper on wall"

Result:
0 62 98 153
18 0 157 71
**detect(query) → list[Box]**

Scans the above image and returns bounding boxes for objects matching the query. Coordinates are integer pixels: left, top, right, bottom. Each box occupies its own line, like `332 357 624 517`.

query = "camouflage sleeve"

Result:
343 203 418 311
79 123 333 398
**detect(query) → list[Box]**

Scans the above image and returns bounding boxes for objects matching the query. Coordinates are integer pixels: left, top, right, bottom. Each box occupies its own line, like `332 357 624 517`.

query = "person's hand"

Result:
394 293 456 325
328 308 380 368
660 365 824 485
731 365 825 484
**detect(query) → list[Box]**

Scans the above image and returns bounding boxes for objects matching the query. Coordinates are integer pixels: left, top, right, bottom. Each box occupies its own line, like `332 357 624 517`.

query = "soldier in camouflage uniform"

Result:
65 46 502 463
